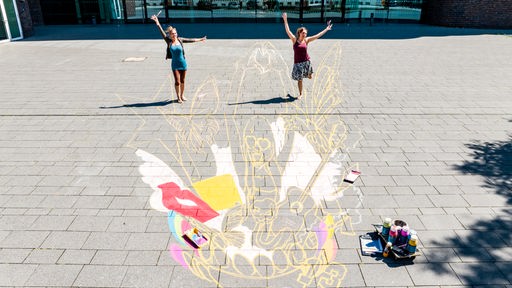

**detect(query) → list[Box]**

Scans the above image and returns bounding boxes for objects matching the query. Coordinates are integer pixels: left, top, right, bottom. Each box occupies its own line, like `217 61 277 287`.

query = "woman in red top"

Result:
282 12 332 99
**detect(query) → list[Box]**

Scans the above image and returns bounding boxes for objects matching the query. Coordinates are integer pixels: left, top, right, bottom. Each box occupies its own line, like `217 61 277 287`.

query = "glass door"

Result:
0 0 23 42
125 0 164 22
0 0 8 42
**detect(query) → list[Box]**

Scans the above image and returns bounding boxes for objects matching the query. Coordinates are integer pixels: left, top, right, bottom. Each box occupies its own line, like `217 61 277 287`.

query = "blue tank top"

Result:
170 43 187 71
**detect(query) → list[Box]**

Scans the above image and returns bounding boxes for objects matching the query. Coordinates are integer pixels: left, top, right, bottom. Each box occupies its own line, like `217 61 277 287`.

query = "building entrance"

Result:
0 0 23 42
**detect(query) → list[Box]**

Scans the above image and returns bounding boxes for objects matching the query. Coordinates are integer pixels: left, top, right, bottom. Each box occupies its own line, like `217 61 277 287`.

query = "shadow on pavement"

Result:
426 134 512 285
99 99 174 109
23 23 512 41
228 95 297 105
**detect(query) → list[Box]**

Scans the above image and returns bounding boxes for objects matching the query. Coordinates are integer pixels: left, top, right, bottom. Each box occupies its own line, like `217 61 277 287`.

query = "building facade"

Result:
1 0 511 42
26 0 425 25
0 0 26 42
421 0 512 29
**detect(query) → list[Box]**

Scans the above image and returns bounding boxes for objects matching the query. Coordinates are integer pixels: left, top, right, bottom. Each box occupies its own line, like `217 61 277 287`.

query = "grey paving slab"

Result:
57 249 96 264
450 262 509 285
24 264 83 286
0 248 32 264
82 232 130 250
360 264 414 286
1 23 511 288
406 263 462 286
121 265 174 288
92 250 129 265
0 231 50 248
24 248 64 264
74 265 128 287
0 263 38 286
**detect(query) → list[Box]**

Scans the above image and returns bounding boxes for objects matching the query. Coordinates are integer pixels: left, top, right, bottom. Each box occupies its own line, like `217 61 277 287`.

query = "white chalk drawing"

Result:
125 41 364 287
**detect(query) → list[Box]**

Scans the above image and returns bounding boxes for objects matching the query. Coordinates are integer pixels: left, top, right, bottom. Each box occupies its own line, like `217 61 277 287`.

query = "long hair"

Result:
295 27 307 39
166 25 176 35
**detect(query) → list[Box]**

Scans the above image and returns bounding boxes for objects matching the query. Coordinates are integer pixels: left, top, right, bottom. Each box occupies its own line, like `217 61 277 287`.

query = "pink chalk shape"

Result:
169 243 189 268
181 220 192 235
323 238 337 261
316 222 328 251
159 182 219 223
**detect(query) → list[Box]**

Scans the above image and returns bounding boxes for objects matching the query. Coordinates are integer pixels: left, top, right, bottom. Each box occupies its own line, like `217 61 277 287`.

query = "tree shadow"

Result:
228 95 297 105
426 135 512 285
99 99 174 109
456 137 512 203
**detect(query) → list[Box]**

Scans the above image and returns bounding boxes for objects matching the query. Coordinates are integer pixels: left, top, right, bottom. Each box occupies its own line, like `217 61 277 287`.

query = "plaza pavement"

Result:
0 22 511 287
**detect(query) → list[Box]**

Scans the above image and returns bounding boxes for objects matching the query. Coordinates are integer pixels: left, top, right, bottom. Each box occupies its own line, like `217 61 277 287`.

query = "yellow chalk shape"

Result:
326 214 335 238
192 174 241 211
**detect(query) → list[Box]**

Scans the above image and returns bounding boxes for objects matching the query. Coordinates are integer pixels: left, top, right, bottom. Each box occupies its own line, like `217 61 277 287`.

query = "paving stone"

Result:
29 215 76 231
73 195 114 209
315 264 365 287
452 247 494 262
25 264 83 286
361 176 396 187
428 195 469 208
463 194 509 207
385 186 413 195
92 250 128 265
24 248 64 264
124 233 170 250
450 262 509 285
330 248 361 264
107 216 151 232
0 263 37 286
121 265 173 287
0 231 50 248
38 195 79 208
74 265 128 287
416 230 461 248
419 215 465 230
0 215 38 230
360 263 414 286
406 263 462 286
69 215 113 231
167 265 217 287
82 232 130 250
0 248 32 263
57 249 96 264
393 195 435 208
496 262 512 284
266 265 316 287
392 176 429 186
218 264 267 287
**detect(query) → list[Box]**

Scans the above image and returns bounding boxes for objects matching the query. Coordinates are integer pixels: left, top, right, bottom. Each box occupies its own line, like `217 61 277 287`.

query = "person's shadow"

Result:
99 100 175 109
228 95 297 105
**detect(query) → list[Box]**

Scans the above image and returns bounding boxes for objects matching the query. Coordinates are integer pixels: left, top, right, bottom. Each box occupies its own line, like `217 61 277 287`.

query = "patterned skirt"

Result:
291 60 313 81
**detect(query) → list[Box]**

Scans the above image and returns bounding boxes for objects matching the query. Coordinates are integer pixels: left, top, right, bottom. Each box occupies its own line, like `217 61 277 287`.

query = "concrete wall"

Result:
421 0 512 29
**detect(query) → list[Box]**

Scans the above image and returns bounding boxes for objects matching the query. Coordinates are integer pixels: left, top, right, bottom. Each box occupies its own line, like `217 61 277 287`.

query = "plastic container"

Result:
383 242 392 257
407 234 418 253
408 229 416 241
381 217 392 237
387 225 398 244
397 226 409 246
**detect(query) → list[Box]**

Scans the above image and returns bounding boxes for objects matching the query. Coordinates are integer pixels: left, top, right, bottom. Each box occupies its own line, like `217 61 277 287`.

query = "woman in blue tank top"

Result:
151 14 207 103
282 12 332 99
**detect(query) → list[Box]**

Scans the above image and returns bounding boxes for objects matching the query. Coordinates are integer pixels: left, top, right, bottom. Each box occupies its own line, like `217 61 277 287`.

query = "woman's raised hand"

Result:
326 19 333 30
282 12 287 21
150 15 159 23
